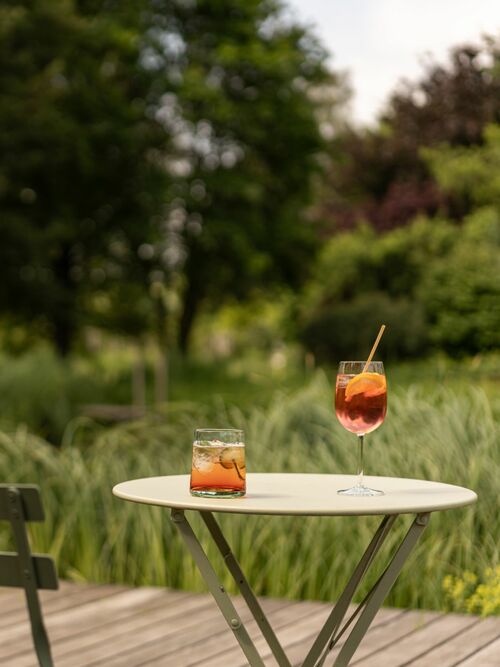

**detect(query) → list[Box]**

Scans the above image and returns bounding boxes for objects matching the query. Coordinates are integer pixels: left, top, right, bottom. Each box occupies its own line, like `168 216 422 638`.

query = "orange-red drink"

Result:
336 372 387 435
335 360 387 497
190 429 246 498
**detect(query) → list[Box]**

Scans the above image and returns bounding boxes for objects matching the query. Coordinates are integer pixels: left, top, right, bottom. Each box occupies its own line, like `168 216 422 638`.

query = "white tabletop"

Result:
113 473 477 517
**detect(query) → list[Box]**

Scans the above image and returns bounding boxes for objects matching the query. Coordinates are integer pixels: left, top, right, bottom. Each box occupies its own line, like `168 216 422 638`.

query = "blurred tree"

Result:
0 1 171 354
319 40 500 232
148 0 339 351
0 0 342 357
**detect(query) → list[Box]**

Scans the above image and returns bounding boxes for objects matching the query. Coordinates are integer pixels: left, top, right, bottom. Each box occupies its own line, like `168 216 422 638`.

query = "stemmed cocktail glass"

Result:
335 360 387 496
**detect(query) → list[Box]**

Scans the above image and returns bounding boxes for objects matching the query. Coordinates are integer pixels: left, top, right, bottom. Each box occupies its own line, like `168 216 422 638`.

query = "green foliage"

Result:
0 1 169 352
0 0 342 354
160 0 340 350
420 128 500 354
191 292 295 357
301 292 427 362
424 124 500 208
302 218 455 312
1 374 498 612
419 211 500 355
0 346 107 440
298 218 452 361
0 343 307 441
299 199 500 360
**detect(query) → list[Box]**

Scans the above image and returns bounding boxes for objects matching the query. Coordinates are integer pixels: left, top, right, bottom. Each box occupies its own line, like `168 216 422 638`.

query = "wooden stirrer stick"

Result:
362 324 386 372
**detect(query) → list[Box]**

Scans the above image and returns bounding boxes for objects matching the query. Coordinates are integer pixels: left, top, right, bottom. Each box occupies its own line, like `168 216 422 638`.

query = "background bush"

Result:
419 207 500 355
298 209 500 361
300 292 427 362
0 347 92 440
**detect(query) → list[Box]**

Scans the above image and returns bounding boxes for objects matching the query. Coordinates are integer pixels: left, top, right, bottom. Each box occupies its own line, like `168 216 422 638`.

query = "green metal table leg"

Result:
302 514 396 667
201 511 292 667
171 509 266 667
330 513 430 667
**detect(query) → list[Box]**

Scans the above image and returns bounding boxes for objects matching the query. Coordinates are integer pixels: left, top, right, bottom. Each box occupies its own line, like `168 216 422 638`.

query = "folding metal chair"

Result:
0 484 58 666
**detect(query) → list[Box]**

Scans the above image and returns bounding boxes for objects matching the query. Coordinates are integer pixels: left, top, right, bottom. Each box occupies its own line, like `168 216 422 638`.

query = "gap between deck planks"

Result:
0 583 498 667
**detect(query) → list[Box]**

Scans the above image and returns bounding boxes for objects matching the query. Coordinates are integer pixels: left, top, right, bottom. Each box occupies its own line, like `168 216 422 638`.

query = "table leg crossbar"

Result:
170 510 429 667
315 512 429 667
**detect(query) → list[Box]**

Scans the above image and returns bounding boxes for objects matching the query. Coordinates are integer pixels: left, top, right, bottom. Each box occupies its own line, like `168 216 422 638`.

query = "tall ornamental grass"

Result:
0 372 497 612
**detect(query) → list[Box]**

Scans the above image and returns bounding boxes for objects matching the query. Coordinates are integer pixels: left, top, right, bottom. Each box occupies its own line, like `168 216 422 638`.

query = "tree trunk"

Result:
53 316 75 356
178 279 201 355
132 346 146 408
154 346 168 406
52 244 76 356
154 298 169 406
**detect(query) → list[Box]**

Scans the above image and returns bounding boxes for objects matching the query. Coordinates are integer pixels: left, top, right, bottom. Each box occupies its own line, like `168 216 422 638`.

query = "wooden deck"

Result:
1 582 499 666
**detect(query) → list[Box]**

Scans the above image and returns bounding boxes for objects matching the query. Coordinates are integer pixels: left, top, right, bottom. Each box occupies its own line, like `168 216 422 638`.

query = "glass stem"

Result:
357 434 364 489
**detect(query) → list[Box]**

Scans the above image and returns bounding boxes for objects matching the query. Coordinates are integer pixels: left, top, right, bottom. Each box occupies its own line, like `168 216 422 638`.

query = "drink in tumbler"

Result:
190 429 246 498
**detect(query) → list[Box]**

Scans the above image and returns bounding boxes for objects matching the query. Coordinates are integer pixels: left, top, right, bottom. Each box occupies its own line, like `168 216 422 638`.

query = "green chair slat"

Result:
0 552 58 590
0 485 45 522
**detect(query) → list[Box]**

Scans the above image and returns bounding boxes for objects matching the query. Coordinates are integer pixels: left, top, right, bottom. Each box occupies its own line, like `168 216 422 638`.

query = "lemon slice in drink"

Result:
345 372 386 400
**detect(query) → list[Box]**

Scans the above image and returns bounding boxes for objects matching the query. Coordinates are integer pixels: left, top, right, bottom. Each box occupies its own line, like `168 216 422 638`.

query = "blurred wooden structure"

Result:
80 404 146 422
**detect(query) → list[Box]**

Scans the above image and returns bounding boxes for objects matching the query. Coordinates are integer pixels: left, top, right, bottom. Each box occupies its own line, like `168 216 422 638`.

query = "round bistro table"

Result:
113 473 477 667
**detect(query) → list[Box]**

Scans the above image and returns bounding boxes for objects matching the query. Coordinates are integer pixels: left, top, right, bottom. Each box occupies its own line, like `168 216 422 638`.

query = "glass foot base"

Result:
338 485 384 497
190 489 245 498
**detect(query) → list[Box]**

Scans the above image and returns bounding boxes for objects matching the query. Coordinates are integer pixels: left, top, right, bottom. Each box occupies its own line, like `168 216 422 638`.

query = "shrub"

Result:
419 207 500 355
298 218 454 361
300 292 427 362
0 346 117 441
299 208 500 359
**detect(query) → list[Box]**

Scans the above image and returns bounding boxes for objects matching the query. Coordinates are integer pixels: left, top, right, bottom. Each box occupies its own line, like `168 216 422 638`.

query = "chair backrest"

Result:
0 484 58 666
0 485 45 521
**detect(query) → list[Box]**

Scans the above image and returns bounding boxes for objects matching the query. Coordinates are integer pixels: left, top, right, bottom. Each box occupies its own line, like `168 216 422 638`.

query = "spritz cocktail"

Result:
335 361 387 496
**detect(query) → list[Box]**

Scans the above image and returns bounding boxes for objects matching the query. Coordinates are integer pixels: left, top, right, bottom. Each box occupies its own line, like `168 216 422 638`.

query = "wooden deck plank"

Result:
95 596 294 667
0 584 129 640
199 605 402 667
0 581 104 620
0 587 180 659
283 609 408 667
456 634 500 666
346 610 439 664
406 616 500 666
231 607 405 667
354 613 480 666
187 600 331 667
11 590 217 667
61 592 236 667
0 583 498 667
56 594 289 667
0 588 31 606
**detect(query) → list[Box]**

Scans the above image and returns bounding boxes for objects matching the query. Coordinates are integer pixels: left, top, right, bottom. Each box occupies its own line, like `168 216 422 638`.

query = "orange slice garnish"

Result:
345 372 386 400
